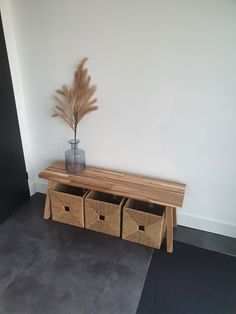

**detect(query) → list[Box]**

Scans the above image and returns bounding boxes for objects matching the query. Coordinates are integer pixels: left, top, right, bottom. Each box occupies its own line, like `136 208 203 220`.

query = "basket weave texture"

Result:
122 199 166 249
85 191 125 237
51 184 89 227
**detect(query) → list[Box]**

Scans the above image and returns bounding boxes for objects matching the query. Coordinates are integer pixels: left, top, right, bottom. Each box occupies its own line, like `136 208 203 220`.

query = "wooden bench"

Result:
39 161 186 253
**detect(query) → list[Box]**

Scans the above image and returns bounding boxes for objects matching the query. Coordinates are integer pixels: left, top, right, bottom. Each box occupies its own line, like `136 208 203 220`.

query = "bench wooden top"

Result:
39 161 186 208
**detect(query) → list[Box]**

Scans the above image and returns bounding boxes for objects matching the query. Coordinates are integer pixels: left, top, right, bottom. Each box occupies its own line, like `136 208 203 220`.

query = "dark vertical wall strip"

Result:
0 13 30 224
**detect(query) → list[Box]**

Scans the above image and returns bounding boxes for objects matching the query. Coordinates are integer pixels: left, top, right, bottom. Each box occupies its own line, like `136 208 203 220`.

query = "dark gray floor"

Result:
137 241 236 314
0 193 235 314
0 194 152 314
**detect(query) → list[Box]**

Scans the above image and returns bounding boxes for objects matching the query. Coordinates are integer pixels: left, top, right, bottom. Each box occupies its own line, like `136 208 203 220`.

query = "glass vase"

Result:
65 139 86 174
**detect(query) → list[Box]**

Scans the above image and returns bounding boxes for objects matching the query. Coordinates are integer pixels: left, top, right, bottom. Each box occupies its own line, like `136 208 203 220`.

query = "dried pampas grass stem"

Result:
52 58 98 140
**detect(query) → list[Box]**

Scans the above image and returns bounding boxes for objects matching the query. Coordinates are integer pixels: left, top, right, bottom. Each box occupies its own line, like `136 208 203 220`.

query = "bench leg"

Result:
43 180 54 219
166 206 173 253
173 207 177 227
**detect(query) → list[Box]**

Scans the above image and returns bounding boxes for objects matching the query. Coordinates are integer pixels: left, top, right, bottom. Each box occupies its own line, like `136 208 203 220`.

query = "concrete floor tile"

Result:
0 248 114 314
93 263 147 314
117 240 153 272
0 194 150 314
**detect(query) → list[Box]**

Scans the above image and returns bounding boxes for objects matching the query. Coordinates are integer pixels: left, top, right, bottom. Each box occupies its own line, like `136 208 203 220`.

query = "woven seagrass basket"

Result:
51 184 89 228
122 199 166 249
85 191 125 237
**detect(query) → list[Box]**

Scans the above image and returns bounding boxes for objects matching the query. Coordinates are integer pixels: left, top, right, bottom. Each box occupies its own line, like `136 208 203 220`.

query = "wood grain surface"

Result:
39 161 186 208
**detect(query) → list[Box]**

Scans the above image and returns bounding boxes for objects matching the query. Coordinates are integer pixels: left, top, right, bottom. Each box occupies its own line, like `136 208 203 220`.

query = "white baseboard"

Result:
28 180 47 196
28 180 37 196
178 211 236 239
33 180 236 239
34 181 48 194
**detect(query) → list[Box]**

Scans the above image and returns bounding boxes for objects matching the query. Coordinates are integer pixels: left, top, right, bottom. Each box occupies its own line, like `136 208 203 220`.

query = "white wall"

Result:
2 0 236 237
